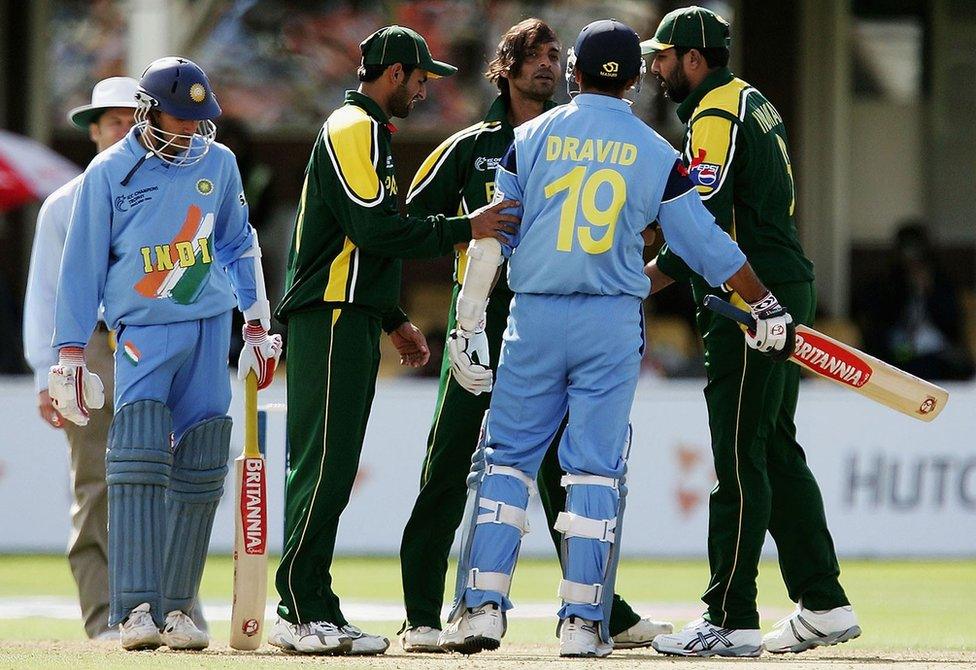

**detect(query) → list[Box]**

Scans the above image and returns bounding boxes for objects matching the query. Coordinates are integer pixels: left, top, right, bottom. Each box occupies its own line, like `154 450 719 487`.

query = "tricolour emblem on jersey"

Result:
122 341 141 366
135 204 215 305
196 179 214 195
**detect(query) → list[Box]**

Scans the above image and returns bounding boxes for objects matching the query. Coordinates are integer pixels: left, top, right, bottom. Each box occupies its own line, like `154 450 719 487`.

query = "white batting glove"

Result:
237 324 282 390
745 292 796 361
447 327 493 395
48 346 105 427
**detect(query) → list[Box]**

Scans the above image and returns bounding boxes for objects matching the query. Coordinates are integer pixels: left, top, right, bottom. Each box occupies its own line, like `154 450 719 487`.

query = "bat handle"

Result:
244 371 259 457
702 294 757 330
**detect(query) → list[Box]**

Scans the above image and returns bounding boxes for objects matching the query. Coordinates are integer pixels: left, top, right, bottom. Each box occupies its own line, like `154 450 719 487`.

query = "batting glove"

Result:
447 327 493 395
48 346 105 426
745 292 796 361
238 324 282 390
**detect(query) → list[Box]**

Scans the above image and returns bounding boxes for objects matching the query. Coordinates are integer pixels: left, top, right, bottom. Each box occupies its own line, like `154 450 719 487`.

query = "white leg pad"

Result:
554 511 616 543
477 498 530 535
467 568 512 594
559 580 603 607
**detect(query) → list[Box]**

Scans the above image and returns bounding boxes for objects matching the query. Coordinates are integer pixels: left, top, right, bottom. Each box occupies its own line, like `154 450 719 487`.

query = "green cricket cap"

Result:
360 25 458 78
640 6 731 54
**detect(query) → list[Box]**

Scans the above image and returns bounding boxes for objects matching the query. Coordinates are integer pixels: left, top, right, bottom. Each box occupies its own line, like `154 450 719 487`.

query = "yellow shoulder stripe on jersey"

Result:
697 77 751 120
324 236 358 303
324 106 383 207
293 174 310 254
406 121 503 204
688 114 735 199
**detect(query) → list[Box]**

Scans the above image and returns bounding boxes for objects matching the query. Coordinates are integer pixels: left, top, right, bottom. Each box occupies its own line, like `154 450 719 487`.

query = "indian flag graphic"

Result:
122 341 141 366
135 204 215 305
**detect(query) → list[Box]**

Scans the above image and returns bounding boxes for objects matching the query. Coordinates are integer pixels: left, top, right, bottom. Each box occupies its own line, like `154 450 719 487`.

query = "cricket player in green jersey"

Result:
397 18 671 653
641 7 861 657
271 25 518 656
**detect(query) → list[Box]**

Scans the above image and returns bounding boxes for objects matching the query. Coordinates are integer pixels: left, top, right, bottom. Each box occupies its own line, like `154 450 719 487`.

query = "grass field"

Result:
0 554 973 668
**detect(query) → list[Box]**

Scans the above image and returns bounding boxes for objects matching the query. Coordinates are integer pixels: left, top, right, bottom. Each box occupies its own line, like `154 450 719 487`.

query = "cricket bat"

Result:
703 295 949 422
230 372 268 650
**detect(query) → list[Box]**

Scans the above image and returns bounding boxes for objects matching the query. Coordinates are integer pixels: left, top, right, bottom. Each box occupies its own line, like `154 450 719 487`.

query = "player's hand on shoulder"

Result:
389 321 430 368
238 323 282 390
469 199 520 243
447 326 493 395
745 292 795 361
48 346 105 426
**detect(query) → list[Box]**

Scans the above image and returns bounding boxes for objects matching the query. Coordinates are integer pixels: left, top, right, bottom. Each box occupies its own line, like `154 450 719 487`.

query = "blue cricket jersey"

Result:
493 93 745 297
54 127 260 348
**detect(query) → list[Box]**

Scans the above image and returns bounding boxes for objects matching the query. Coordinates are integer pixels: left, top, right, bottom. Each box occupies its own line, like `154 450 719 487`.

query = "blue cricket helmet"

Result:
571 19 642 84
137 56 221 120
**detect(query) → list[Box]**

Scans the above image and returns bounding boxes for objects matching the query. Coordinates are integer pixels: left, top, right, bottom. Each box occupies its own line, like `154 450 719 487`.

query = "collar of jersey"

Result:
345 90 391 126
676 66 734 124
122 128 177 173
484 95 558 129
573 93 633 114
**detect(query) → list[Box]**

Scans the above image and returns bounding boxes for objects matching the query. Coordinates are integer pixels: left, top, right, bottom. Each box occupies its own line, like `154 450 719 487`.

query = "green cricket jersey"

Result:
405 96 556 299
656 67 814 311
276 91 472 329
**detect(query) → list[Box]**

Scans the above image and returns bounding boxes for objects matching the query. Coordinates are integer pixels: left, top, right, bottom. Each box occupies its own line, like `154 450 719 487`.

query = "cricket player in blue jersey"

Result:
438 20 796 658
48 57 281 651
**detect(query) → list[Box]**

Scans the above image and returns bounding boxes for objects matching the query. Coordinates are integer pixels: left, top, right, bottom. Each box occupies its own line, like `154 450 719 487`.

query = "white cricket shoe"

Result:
161 610 209 650
340 624 389 655
439 604 505 655
763 605 861 653
401 625 446 653
652 618 763 657
612 616 675 649
268 618 352 655
120 602 162 651
93 629 121 642
559 617 613 658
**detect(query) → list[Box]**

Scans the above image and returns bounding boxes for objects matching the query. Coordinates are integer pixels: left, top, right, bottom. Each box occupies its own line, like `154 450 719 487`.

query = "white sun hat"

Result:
67 76 140 130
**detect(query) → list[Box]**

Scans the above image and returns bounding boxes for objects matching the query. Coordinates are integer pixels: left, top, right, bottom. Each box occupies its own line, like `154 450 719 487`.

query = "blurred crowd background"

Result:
1 0 974 382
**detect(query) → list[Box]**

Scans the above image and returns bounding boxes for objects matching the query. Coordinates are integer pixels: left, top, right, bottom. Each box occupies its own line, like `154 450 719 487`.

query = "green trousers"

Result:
399 286 641 634
699 281 849 629
276 306 381 625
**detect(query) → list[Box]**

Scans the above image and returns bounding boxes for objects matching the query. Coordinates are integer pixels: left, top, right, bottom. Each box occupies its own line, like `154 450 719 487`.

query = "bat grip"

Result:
702 295 758 330
244 371 259 456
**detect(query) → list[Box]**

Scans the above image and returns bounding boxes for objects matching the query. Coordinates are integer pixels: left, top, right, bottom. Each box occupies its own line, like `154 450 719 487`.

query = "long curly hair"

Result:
485 18 559 102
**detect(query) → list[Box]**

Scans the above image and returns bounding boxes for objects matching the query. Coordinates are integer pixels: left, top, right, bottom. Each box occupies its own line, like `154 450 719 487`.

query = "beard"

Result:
511 75 555 103
659 67 692 103
389 83 415 118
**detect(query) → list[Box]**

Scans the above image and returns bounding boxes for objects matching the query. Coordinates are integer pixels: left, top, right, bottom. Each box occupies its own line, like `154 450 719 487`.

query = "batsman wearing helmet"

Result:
440 19 794 658
50 57 281 651
642 6 860 657
271 26 516 656
399 18 670 654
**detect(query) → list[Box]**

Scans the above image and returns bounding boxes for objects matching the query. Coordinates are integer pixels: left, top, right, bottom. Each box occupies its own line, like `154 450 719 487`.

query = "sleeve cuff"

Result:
382 307 409 334
243 298 271 331
447 216 473 245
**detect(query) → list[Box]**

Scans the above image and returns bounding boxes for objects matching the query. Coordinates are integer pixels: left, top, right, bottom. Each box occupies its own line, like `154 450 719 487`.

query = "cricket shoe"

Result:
439 604 505 655
559 617 612 657
161 610 209 650
120 602 162 651
763 605 861 653
612 616 675 649
268 618 352 654
400 625 446 653
339 624 389 655
651 617 762 657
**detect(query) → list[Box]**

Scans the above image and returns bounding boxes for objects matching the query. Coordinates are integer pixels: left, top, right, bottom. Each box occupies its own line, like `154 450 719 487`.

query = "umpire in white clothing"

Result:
23 77 138 639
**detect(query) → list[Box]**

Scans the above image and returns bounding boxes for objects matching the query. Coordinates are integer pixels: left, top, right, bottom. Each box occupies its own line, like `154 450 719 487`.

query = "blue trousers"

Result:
113 311 232 439
462 293 643 622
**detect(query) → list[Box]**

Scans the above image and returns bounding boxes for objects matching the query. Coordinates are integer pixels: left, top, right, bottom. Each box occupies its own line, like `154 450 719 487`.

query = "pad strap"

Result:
467 568 511 594
485 464 537 496
554 511 616 543
560 473 618 489
559 579 603 606
477 498 529 535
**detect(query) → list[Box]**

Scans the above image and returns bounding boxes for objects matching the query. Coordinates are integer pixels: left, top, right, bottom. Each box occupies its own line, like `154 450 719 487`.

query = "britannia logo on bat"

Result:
793 332 872 388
